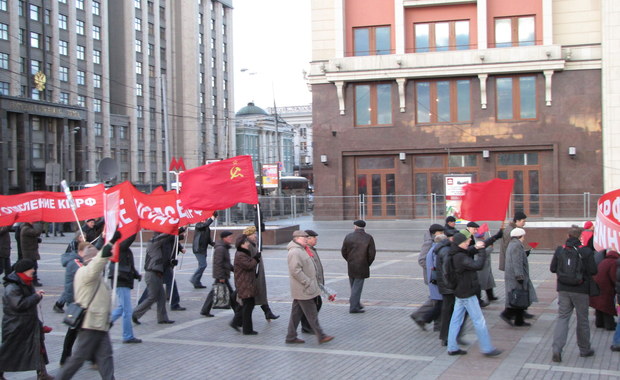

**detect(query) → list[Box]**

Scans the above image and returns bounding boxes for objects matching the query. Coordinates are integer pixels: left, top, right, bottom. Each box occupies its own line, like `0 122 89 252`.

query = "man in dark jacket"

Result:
20 222 43 286
82 218 104 243
550 227 598 362
444 216 458 236
109 234 142 343
0 226 11 277
341 220 376 313
446 233 501 357
132 232 177 325
191 212 217 289
200 230 235 317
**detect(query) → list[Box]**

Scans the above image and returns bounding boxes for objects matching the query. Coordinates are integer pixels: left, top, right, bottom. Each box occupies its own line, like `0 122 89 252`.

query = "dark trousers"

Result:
201 279 234 315
422 299 442 324
60 327 79 365
301 296 323 331
595 309 616 330
502 307 525 325
138 268 180 308
440 293 467 342
57 329 115 380
232 297 255 334
0 257 11 277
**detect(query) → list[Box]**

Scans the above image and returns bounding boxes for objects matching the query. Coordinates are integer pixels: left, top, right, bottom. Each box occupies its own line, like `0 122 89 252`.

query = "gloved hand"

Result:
109 230 122 244
525 249 531 257
517 279 524 284
212 211 218 218
178 227 186 234
254 251 262 261
135 273 143 281
37 238 42 243
170 259 178 267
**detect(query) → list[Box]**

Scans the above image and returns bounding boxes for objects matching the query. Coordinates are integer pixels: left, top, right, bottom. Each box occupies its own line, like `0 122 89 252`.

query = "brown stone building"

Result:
308 0 604 220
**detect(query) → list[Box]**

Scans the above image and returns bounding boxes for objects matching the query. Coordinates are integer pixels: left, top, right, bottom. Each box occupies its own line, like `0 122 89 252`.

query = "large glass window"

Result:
93 1 100 15
77 70 85 85
30 32 40 48
416 79 471 124
59 14 67 30
0 81 9 95
496 76 537 121
77 45 85 60
354 83 392 126
93 50 101 64
495 16 535 47
414 20 469 52
0 52 7 69
353 26 391 56
93 25 101 40
0 23 8 40
29 4 39 20
76 20 85 35
59 66 68 81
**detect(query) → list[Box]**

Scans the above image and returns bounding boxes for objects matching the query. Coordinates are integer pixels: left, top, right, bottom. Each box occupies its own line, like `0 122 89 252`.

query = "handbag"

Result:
508 285 529 309
63 279 101 329
212 283 231 309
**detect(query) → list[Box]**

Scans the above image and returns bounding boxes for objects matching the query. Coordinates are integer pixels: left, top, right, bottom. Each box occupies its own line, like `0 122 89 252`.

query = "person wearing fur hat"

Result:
500 228 537 327
341 220 376 313
0 259 53 380
412 224 445 329
243 226 279 321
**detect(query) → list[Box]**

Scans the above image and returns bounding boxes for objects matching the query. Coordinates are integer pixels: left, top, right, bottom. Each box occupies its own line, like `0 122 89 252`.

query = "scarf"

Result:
17 272 33 286
304 246 314 257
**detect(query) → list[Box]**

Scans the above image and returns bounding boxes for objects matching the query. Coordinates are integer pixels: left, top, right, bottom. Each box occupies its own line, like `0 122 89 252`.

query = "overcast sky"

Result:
232 0 312 111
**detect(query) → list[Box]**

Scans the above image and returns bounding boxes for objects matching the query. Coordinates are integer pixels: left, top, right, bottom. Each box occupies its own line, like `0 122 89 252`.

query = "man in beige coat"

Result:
58 231 121 380
285 230 334 345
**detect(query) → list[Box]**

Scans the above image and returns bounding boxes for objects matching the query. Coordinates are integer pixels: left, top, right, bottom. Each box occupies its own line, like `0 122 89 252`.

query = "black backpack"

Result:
555 245 584 286
442 253 458 290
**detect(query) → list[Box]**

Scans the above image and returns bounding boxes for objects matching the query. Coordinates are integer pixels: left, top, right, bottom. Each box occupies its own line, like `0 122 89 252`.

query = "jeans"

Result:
190 253 207 286
448 295 495 353
111 287 136 341
349 278 365 312
614 318 620 346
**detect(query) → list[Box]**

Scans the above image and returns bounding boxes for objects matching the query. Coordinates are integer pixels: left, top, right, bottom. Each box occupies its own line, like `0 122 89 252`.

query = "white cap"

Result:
510 228 526 238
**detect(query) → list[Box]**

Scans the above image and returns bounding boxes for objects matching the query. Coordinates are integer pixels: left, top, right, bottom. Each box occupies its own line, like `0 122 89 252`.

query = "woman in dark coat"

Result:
0 259 53 380
590 249 619 330
232 235 259 335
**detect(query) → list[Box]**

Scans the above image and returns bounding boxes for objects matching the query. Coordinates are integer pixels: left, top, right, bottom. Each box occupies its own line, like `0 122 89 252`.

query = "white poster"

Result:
444 174 473 219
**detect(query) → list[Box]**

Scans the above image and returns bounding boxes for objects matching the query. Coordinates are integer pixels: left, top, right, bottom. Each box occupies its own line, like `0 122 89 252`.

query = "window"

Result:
29 4 39 20
30 60 40 75
496 76 537 120
148 22 154 36
30 32 40 48
135 0 141 8
77 70 85 85
76 0 84 10
44 9 50 23
109 126 115 138
0 81 9 95
93 25 100 40
136 61 142 75
94 74 101 88
414 20 469 52
45 36 52 50
93 98 102 112
95 122 103 136
120 126 128 139
138 127 144 140
137 105 144 118
93 50 101 64
449 154 477 167
59 0 66 3
353 26 391 56
77 95 85 107
76 20 85 35
32 143 43 159
354 83 392 126
93 1 100 15
77 45 85 60
148 43 154 56
135 39 142 53
136 83 143 96
148 65 155 77
59 66 68 81
59 14 67 30
60 92 69 104
59 40 68 55
495 16 535 47
150 149 156 162
138 150 145 163
416 79 471 123
498 152 538 166
135 17 142 31
0 0 6 12
120 149 128 162
0 23 8 40
0 52 7 69
19 28 24 44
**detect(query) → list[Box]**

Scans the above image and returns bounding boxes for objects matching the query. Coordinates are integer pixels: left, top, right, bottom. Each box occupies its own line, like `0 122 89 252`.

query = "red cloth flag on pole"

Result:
460 178 514 221
179 155 259 210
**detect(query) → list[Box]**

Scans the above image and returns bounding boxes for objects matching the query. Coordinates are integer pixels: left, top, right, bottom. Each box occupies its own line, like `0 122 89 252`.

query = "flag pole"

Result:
135 230 144 306
169 171 181 308
257 203 262 252
61 180 85 241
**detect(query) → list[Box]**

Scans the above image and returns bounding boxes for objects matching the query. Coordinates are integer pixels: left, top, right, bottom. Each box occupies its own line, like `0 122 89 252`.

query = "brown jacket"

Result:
20 222 42 261
341 228 376 279
234 247 257 299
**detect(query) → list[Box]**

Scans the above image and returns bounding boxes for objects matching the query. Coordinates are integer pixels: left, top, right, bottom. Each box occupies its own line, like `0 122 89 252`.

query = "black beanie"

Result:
514 211 527 221
13 259 35 273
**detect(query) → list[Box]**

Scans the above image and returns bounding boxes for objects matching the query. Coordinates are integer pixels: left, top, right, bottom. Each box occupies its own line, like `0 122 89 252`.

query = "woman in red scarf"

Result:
0 259 53 380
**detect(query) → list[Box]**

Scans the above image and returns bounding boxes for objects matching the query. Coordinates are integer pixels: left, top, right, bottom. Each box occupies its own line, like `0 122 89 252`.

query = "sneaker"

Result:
53 303 64 314
123 338 143 344
448 349 467 356
552 352 562 362
610 345 620 352
580 349 595 357
483 349 503 357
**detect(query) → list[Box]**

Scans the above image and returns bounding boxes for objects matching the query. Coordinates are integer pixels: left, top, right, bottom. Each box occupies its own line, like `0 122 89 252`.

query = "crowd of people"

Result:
1 213 619 378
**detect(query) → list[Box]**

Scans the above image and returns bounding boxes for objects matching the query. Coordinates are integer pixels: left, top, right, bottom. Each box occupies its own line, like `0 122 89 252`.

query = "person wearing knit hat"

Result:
242 226 279 321
342 220 376 313
444 216 458 236
500 212 527 272
581 221 594 249
0 259 52 379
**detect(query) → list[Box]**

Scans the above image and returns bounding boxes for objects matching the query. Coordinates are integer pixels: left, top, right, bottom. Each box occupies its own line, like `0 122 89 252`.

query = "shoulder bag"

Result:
63 279 101 329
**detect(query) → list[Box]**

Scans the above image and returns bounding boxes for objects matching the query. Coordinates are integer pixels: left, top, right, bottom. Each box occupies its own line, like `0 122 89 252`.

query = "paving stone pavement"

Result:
2 217 619 379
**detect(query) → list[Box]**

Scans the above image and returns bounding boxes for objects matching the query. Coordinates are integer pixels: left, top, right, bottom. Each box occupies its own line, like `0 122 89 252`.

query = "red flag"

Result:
179 155 258 210
460 179 514 221
478 222 489 235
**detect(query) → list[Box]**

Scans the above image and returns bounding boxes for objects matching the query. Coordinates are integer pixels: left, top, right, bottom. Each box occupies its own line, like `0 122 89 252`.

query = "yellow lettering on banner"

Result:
230 161 244 180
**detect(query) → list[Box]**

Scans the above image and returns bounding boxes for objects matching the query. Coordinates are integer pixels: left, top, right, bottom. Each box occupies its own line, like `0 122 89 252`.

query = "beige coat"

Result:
73 245 112 332
287 240 320 300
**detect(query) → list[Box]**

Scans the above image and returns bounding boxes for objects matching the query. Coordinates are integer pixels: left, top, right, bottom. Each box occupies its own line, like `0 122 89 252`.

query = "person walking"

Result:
550 227 598 363
412 224 444 328
500 212 527 271
446 232 502 357
0 226 11 278
243 226 279 321
0 259 53 380
20 221 44 287
341 220 376 313
300 229 325 334
232 235 259 335
191 212 217 289
285 230 334 345
109 234 142 344
444 216 458 236
590 249 619 331
57 232 121 380
200 231 235 317
610 255 620 352
500 228 537 327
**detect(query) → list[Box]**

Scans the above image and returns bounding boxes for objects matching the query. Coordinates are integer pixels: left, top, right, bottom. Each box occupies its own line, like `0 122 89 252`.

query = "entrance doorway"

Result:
496 152 540 216
356 157 396 219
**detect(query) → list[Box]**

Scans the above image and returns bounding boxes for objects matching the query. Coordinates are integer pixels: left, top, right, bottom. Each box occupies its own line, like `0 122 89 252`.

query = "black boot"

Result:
262 305 279 321
486 289 498 301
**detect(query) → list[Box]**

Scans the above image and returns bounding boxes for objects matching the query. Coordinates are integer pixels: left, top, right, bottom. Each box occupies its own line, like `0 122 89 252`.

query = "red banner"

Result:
460 179 514 221
0 185 105 224
594 189 620 251
179 155 258 210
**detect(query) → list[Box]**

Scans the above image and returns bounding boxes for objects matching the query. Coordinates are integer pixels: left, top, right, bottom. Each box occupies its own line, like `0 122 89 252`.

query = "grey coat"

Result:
504 238 537 307
477 245 496 290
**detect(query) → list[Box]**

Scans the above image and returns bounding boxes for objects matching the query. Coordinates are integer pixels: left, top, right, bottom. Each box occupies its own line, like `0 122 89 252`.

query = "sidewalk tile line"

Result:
523 363 620 377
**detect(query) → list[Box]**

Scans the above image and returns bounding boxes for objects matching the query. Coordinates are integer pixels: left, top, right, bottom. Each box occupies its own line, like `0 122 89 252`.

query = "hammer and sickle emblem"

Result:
230 166 244 180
